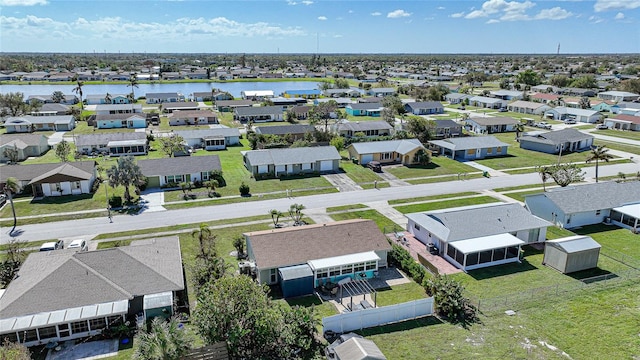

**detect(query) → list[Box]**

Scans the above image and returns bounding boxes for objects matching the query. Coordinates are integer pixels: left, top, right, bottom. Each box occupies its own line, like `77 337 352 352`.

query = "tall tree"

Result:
106 155 145 203
0 92 32 117
309 100 338 132
159 134 185 157
289 203 306 225
547 163 585 187
382 95 406 124
51 91 65 104
536 165 551 191
269 209 283 227
2 145 19 164
579 96 591 109
72 79 84 109
586 145 613 183
55 139 71 162
127 73 139 101
406 116 436 143
514 122 525 140
0 339 30 360
516 69 541 86
0 238 27 288
3 177 21 235
619 79 640 95
191 223 216 258
104 93 112 104
133 317 192 360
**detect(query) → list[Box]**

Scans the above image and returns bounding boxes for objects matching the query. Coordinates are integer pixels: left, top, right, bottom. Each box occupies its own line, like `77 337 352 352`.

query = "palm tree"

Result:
104 93 112 104
72 79 84 110
536 166 551 191
514 123 525 141
269 209 283 227
191 223 216 258
127 74 139 102
3 177 21 234
586 145 613 183
106 155 145 203
133 317 192 360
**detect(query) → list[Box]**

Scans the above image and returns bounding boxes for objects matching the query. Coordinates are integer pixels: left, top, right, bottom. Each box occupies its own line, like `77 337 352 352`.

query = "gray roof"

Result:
254 124 315 136
433 119 460 128
0 237 184 318
146 92 181 99
547 107 600 116
216 100 256 107
406 203 552 242
235 105 283 116
334 337 387 360
405 101 444 110
38 103 71 113
244 146 340 166
348 103 382 110
95 113 146 121
519 128 593 146
0 133 48 147
95 104 142 112
162 102 199 109
75 132 146 147
468 117 519 126
546 235 601 254
369 87 396 93
348 139 424 155
29 163 94 185
469 96 502 104
5 115 73 126
174 128 240 139
526 181 640 214
336 120 393 132
445 93 472 100
138 155 221 177
0 161 96 183
429 136 509 151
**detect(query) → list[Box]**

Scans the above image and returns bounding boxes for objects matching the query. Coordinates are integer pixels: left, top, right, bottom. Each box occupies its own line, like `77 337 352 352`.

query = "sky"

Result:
0 0 639 54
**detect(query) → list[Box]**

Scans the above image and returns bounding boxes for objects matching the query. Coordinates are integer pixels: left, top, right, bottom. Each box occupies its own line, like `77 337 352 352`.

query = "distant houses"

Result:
4 115 75 133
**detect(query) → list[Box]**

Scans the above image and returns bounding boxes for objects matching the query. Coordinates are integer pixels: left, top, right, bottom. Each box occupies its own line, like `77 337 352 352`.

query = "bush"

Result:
210 170 226 187
424 275 480 326
239 182 251 196
389 243 428 284
91 178 102 193
109 195 123 208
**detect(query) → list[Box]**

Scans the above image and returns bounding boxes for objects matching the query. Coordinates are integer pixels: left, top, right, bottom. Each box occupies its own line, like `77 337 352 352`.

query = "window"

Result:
342 265 353 274
165 175 184 184
414 223 421 230
493 248 506 261
107 316 122 328
506 246 519 259
3 332 18 343
49 183 61 192
381 152 392 160
466 252 479 266
595 210 601 216
72 181 81 190
497 146 502 153
329 267 340 277
89 318 107 331
316 269 328 279
201 172 210 181
38 326 58 340
269 268 277 283
22 329 38 342
365 261 377 270
353 263 365 272
71 321 89 334
479 250 493 264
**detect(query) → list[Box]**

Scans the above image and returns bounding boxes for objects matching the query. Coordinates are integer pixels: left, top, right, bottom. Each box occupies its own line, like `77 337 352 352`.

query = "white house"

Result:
507 100 552 115
597 91 639 103
174 128 241 151
243 146 340 178
138 155 222 188
544 107 602 123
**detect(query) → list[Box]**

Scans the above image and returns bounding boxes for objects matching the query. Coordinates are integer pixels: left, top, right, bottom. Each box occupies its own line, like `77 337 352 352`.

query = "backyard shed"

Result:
543 236 601 274
278 264 315 298
333 337 387 360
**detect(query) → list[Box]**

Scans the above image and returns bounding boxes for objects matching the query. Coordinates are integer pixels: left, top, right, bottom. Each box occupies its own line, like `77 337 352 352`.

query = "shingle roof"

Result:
75 132 146 147
29 163 94 185
405 101 444 110
138 155 221 176
5 115 73 126
146 92 181 98
245 219 392 269
95 113 146 121
508 100 547 109
170 110 217 118
174 128 240 139
254 124 315 135
433 119 460 128
243 146 340 166
468 117 519 126
162 102 199 109
216 100 256 107
469 96 502 104
0 133 48 147
610 114 640 124
348 103 383 110
406 203 552 242
0 161 96 183
0 237 183 318
336 121 393 132
348 139 424 155
547 107 600 116
234 105 283 116
527 181 640 214
429 136 509 151
519 128 593 146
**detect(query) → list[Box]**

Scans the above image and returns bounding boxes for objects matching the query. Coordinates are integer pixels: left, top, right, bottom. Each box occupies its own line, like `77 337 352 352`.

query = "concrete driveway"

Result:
48 131 66 146
322 173 363 192
139 190 166 213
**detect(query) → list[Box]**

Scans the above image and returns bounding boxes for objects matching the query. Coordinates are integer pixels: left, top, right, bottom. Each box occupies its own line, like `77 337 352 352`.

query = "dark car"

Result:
366 161 382 173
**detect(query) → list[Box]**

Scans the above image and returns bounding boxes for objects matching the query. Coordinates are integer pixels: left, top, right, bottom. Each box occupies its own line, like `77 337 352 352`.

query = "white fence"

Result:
322 298 434 333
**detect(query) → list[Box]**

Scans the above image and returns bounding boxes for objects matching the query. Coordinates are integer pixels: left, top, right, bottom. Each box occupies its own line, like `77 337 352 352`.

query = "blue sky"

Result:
1 0 639 54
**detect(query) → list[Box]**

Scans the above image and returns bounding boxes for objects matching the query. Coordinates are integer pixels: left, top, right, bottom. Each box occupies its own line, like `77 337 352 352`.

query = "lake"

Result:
0 81 330 99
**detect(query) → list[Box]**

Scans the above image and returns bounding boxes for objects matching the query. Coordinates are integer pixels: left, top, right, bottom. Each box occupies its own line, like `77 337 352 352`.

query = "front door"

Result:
475 148 481 158
32 184 44 197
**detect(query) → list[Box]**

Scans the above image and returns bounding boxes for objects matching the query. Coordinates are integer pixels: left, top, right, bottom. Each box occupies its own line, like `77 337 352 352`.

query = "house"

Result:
216 100 256 112
0 134 50 163
0 161 97 197
145 92 185 104
507 100 552 115
444 93 472 104
75 132 148 156
169 110 218 126
95 113 147 129
429 136 509 160
347 139 425 166
138 155 222 188
271 97 307 109
85 94 130 105
244 219 391 292
333 120 393 138
544 107 602 123
611 102 640 116
290 105 311 120
604 114 640 131
524 181 640 231
543 236 601 274
345 103 383 117
597 91 639 102
405 203 551 271
530 93 561 104
4 115 75 133
162 102 200 113
519 128 594 154
282 89 321 99
243 146 340 178
240 90 275 100
432 120 463 139
366 88 396 97
404 101 445 115
468 96 505 109
465 116 519 134
175 128 241 151
94 104 143 115
323 89 361 98
31 103 72 116
26 94 78 105
490 90 523 101
0 237 185 347
254 124 316 141
315 97 353 108
234 106 284 123
191 91 233 102
590 99 616 113
532 85 561 93
560 88 596 97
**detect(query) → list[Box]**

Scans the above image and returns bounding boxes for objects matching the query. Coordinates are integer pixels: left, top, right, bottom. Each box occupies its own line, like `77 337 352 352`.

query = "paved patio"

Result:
46 339 119 360
389 232 462 275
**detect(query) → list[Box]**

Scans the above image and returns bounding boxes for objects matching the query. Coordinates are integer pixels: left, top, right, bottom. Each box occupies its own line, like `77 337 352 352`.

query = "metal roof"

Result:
308 251 380 271
278 264 314 281
429 136 509 151
546 236 601 253
333 337 387 360
348 139 424 155
143 292 174 309
450 233 524 254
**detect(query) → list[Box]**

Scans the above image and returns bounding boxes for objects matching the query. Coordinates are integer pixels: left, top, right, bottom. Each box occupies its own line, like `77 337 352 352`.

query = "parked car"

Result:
366 161 382 173
596 123 609 130
459 105 466 110
564 119 577 124
68 239 87 252
39 240 65 252
499 107 508 112
535 122 552 129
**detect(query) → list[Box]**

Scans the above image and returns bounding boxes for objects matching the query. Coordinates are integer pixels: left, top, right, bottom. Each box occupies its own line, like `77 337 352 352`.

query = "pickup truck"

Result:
535 122 552 129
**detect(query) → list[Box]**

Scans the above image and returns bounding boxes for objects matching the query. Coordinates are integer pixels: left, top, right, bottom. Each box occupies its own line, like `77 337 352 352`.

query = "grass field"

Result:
597 129 640 141
385 156 479 179
326 204 368 212
387 191 479 205
329 209 399 232
393 196 500 214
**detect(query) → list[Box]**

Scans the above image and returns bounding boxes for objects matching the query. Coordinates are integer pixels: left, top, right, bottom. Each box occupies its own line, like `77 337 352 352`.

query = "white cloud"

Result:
370 11 382 16
317 16 327 20
301 0 313 5
465 0 535 19
594 0 640 12
614 12 625 19
0 0 47 5
333 34 343 38
287 0 297 5
534 7 573 20
387 9 412 18
348 10 354 14
450 12 465 18
487 19 500 23
589 15 605 23
437 6 445 10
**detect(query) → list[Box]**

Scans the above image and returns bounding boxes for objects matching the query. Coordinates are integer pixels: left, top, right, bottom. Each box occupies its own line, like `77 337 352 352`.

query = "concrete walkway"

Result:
463 160 508 177
322 173 363 192
583 129 640 147
377 170 411 187
364 200 408 228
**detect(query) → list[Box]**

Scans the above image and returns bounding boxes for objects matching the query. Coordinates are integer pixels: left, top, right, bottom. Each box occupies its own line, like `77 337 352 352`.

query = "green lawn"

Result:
329 209 399 233
406 172 484 184
338 155 383 184
597 129 640 141
375 282 427 307
163 188 338 209
393 196 500 214
385 156 479 179
573 224 640 259
502 189 544 202
388 191 479 205
595 140 640 156
326 204 368 212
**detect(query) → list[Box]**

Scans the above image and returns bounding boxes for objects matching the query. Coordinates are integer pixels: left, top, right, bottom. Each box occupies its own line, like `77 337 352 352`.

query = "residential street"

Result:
3 161 638 244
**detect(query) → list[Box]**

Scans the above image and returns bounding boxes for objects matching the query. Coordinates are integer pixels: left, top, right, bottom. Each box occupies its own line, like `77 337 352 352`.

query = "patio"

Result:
389 232 462 275
46 339 119 360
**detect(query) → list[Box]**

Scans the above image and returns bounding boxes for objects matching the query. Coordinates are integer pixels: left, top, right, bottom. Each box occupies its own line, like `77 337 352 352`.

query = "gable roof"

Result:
334 337 387 360
170 110 217 118
610 114 640 124
0 237 184 318
0 133 48 148
467 117 519 126
433 119 460 128
546 235 601 254
406 203 552 242
29 162 94 185
336 121 393 132
519 128 593 146
508 100 548 110
245 219 392 269
348 139 424 155
174 128 240 139
547 107 600 117
5 115 73 126
75 132 146 147
405 101 444 110
469 96 502 104
429 136 509 151
243 146 340 166
254 124 316 136
234 105 283 116
146 92 181 99
0 161 96 183
138 155 221 177
95 113 146 121
348 103 383 110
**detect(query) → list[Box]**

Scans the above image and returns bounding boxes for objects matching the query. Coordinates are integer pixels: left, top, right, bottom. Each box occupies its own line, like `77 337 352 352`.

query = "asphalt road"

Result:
3 161 638 244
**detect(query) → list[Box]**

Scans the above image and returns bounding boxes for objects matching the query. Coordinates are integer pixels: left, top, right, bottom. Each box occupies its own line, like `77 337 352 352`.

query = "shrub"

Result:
210 170 226 187
424 275 480 326
109 195 123 208
388 243 428 284
239 182 251 196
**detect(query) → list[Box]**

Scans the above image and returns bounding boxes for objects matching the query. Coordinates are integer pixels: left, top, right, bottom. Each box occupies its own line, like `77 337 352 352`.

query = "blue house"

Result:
283 89 321 99
429 136 510 160
85 94 130 105
96 114 147 129
345 103 383 117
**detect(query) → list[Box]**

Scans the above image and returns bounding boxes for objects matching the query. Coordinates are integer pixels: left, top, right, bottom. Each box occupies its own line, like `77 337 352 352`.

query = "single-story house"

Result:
519 128 594 154
323 89 361 98
507 100 552 115
245 219 392 292
597 91 639 102
543 236 601 274
406 203 552 271
559 88 596 97
465 116 519 134
544 107 602 123
604 114 640 131
0 161 97 197
174 128 241 151
0 134 50 163
85 94 130 105
611 102 640 116
75 132 148 156
524 181 640 231
95 114 147 129
0 237 185 347
241 90 275 100
26 94 78 105
169 110 218 126
191 91 233 102
243 146 340 178
271 97 306 109
31 103 72 116
444 93 472 104
345 103 383 117
138 155 221 188
215 100 256 112
531 85 561 93
254 124 316 141
347 139 425 166
468 96 505 109
333 120 393 138
366 88 396 97
432 119 463 139
589 99 615 113
429 136 509 160
404 101 444 115
315 97 353 108
490 89 523 101
145 92 185 104
282 89 321 99
530 93 561 104
290 105 311 120
234 106 284 123
162 102 200 113
94 104 143 115
4 115 75 133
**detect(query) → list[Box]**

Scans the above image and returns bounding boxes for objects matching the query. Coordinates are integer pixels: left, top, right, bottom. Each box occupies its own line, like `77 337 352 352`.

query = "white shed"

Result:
543 236 601 274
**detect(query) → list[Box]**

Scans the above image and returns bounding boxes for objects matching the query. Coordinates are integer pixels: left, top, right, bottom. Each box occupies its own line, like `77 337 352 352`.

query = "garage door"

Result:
361 154 374 164
320 160 334 172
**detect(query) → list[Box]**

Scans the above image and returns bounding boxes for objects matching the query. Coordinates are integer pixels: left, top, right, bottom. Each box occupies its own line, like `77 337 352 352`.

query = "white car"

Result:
596 123 609 130
536 122 552 130
68 239 88 252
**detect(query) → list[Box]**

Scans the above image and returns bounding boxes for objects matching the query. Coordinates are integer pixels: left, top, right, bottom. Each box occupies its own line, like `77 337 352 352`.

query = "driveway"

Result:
376 170 410 187
48 131 66 146
138 190 166 213
322 173 363 192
